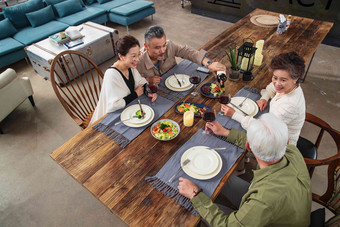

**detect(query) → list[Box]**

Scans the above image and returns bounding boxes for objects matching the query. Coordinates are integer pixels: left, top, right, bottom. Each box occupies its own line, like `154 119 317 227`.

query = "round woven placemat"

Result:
250 15 279 27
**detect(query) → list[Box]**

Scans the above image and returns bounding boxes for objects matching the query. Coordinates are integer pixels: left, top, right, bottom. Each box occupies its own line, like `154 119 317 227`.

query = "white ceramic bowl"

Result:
150 119 180 141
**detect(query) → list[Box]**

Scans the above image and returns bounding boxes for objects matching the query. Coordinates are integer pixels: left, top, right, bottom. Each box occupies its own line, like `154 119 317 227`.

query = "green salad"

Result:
136 110 143 119
210 83 224 97
176 103 206 115
152 121 179 140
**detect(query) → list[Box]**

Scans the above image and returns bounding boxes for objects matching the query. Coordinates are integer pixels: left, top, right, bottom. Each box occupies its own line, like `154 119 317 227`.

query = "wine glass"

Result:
146 83 158 106
202 109 216 134
218 94 231 116
189 74 201 96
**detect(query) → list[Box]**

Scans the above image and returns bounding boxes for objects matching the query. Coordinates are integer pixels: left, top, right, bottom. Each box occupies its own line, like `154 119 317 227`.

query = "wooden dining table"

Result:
51 8 333 227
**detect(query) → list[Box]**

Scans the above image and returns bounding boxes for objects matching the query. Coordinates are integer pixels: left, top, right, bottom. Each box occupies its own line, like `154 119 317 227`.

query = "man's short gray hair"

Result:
247 113 288 162
144 25 165 44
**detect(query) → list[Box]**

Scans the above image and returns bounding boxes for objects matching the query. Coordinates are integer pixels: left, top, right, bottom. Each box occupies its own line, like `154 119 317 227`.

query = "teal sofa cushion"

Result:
109 5 154 26
0 48 27 68
0 12 4 20
110 0 153 16
26 5 56 27
54 0 84 17
89 0 133 12
0 37 24 57
56 6 106 25
97 0 110 4
85 0 96 5
45 0 85 10
0 19 17 39
13 20 69 46
45 0 85 16
3 0 44 29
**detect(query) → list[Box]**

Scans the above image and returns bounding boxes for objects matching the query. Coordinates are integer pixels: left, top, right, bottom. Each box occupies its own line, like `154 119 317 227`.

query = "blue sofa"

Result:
0 0 155 69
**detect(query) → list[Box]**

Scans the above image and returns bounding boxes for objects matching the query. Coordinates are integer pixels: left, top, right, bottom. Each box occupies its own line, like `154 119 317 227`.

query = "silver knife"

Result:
137 99 145 119
229 102 249 116
173 73 182 87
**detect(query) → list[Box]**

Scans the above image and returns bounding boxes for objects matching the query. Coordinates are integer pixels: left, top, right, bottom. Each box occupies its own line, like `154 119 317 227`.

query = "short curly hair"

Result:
115 35 140 57
270 52 306 82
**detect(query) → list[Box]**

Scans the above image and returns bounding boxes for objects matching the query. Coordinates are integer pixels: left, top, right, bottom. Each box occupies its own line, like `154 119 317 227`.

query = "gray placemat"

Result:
158 59 210 102
145 122 245 216
93 95 174 148
145 85 269 215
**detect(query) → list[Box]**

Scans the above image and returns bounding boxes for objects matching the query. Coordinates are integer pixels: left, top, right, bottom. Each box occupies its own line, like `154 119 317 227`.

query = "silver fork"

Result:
168 159 191 183
209 147 227 151
239 93 250 108
114 116 139 125
181 75 185 84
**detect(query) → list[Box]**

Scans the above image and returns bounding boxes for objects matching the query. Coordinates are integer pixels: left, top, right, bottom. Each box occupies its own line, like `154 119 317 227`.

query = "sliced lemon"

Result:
189 107 196 112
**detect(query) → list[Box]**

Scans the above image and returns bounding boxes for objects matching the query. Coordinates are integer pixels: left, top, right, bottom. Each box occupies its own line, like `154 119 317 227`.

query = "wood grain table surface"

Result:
50 8 333 227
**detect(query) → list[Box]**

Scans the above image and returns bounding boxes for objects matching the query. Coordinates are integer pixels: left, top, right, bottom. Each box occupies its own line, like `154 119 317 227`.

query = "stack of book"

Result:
65 27 84 40
49 33 71 46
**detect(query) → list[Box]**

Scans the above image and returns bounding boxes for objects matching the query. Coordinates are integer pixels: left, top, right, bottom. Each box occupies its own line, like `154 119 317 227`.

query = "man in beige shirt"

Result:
137 25 226 84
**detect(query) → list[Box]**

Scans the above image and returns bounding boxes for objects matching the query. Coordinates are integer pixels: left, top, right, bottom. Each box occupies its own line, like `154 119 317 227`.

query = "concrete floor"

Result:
0 0 339 226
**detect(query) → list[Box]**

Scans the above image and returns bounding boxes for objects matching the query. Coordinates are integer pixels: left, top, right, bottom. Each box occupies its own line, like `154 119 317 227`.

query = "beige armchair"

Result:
0 68 34 134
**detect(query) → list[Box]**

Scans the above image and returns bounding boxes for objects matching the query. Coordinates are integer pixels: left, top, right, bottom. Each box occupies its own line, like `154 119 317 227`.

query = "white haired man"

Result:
137 25 226 84
178 113 311 226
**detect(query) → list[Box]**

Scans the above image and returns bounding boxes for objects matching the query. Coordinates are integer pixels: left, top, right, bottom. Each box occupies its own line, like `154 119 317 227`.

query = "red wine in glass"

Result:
189 76 201 84
146 84 158 106
147 84 158 93
189 75 201 96
218 94 231 115
218 95 230 104
203 111 215 122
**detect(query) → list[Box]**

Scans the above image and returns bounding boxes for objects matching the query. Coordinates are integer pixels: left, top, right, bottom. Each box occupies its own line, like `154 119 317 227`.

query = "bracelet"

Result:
193 188 203 198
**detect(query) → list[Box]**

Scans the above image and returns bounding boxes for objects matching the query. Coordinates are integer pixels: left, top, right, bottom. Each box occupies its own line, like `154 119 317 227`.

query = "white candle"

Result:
254 53 263 66
240 58 249 71
183 111 194 127
255 40 264 53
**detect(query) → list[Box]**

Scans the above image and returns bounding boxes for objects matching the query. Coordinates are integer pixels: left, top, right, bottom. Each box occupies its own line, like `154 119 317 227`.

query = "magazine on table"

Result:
64 38 84 48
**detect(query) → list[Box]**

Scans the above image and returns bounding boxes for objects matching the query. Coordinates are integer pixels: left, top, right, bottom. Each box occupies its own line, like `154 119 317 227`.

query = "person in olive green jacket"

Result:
178 113 312 227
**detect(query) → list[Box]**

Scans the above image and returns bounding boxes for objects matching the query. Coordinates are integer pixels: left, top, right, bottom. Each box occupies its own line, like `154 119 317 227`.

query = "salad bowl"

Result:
151 119 180 141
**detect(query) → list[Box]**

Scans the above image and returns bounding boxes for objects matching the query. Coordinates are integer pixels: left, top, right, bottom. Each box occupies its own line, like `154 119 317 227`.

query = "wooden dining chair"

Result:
50 50 104 129
297 113 340 178
306 158 340 227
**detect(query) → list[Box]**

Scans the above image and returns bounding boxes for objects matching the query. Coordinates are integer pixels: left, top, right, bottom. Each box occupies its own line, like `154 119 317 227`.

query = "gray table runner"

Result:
93 95 174 148
158 59 210 102
145 85 269 215
93 60 209 148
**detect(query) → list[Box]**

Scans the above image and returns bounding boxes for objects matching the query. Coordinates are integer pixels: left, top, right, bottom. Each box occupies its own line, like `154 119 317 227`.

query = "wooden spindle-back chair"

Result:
306 158 340 226
298 113 340 177
50 50 104 129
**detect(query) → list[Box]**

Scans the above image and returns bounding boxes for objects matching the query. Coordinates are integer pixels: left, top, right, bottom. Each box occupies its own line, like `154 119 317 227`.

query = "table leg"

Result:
301 52 316 83
181 0 184 8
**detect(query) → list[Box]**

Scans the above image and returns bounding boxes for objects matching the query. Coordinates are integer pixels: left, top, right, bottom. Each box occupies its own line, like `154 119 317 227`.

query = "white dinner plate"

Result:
181 146 223 180
228 97 259 117
186 147 219 175
120 104 155 127
165 76 193 92
167 74 191 89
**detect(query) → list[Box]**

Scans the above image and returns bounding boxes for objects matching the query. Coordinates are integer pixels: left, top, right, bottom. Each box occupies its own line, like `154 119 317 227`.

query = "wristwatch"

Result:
205 60 212 68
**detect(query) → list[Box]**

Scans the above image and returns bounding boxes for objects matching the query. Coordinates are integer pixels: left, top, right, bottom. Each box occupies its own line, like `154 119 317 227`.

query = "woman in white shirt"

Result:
90 35 157 125
221 52 306 145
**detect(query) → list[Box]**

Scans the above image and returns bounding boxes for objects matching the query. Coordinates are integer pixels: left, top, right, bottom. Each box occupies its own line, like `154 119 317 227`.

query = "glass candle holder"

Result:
183 111 194 127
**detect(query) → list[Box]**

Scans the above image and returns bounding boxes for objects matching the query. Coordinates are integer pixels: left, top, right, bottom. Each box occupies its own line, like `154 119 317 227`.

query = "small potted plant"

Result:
225 42 240 81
